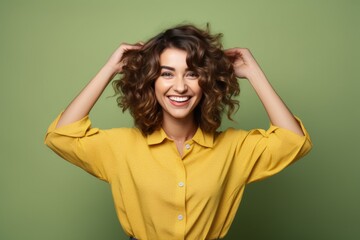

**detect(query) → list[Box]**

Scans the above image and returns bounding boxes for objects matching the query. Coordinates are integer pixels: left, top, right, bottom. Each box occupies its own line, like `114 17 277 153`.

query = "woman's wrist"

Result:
98 64 120 83
247 67 268 85
102 62 118 73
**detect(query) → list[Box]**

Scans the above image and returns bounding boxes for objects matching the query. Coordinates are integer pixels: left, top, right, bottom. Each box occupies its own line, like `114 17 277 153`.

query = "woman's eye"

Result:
186 72 199 79
160 72 173 78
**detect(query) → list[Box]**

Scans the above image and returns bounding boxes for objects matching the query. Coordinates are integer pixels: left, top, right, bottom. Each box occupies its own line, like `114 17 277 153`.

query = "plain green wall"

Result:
1 0 359 239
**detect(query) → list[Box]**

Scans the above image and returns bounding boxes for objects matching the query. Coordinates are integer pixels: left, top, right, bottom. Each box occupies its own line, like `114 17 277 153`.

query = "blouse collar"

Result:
147 127 214 148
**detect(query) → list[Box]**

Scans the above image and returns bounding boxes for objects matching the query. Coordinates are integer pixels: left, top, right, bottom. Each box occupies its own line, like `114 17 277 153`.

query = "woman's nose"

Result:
173 77 188 93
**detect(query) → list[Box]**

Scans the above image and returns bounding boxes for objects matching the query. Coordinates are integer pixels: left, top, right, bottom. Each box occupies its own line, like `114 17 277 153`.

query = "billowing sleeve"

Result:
44 113 114 182
239 117 312 184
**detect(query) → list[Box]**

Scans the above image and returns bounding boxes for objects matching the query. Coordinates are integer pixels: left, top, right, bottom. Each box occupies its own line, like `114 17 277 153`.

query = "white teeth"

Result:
169 96 190 102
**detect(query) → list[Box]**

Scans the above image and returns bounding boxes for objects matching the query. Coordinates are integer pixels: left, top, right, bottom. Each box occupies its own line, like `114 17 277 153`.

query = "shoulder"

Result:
97 127 147 153
216 127 252 138
102 127 144 140
214 127 251 144
214 127 271 148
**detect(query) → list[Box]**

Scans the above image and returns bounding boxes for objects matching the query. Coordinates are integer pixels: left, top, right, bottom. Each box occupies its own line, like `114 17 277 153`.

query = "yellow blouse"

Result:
45 113 312 240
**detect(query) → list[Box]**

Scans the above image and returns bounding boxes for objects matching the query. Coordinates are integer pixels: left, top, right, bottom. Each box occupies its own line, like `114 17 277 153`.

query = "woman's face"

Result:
155 48 203 123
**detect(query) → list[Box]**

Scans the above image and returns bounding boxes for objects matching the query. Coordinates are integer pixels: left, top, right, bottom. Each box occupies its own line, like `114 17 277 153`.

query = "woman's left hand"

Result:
224 48 262 79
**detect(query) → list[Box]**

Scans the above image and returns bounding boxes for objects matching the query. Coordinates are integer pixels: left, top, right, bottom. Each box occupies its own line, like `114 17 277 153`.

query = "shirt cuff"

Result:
45 112 98 138
265 116 311 140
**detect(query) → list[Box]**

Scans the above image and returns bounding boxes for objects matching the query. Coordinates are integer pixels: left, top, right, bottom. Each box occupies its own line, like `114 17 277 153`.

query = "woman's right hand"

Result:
55 42 143 128
105 42 143 74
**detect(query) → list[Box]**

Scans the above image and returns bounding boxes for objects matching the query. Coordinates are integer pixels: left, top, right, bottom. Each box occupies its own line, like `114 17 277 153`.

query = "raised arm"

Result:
56 43 142 128
225 48 304 136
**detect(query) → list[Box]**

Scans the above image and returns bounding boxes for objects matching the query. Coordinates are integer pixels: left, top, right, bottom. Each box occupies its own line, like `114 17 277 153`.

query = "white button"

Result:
177 214 184 220
185 144 191 150
178 182 184 187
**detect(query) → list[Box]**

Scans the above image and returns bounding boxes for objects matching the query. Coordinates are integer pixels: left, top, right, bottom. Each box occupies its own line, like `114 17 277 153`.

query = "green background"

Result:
1 0 359 239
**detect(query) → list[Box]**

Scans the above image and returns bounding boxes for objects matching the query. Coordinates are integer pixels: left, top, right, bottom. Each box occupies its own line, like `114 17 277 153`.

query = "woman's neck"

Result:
162 115 197 142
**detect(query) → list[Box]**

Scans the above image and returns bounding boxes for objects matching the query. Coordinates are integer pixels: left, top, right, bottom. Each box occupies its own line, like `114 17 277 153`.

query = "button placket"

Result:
174 154 187 236
177 179 186 222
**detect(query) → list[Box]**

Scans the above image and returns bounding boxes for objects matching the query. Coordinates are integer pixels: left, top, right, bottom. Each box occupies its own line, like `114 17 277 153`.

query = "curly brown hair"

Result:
113 24 240 135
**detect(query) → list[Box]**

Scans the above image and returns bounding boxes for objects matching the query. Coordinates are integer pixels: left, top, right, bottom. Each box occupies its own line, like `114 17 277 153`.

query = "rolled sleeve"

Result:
44 113 110 182
244 117 312 184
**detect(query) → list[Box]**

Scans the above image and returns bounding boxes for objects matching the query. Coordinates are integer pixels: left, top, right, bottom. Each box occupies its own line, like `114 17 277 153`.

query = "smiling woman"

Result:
155 48 204 155
115 24 239 135
156 49 203 120
45 23 312 240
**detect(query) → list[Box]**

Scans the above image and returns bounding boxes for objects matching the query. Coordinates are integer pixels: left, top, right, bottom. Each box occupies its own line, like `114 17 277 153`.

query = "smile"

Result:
168 96 191 103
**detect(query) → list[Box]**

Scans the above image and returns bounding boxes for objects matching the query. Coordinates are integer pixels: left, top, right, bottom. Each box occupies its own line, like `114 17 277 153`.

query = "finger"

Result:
131 42 144 47
122 44 142 52
120 42 142 48
224 49 242 58
224 48 241 54
225 48 250 55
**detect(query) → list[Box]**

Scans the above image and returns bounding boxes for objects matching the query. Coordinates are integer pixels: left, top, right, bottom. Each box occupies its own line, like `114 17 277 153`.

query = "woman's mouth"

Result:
168 96 191 106
168 96 190 102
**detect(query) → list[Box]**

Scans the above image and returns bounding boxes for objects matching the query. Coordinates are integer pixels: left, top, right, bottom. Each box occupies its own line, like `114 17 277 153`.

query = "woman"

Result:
45 24 312 240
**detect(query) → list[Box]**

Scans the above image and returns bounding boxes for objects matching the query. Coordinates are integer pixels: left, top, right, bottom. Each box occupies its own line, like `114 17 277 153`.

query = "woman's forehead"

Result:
159 48 188 69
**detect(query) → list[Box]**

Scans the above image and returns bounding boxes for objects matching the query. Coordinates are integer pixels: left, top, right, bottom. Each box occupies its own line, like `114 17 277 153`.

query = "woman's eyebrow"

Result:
160 66 190 71
160 66 175 71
